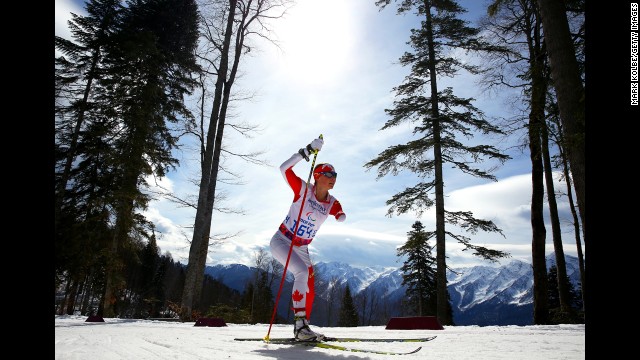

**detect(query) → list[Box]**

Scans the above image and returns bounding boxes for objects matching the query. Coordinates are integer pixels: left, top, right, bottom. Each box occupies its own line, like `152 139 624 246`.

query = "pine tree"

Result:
397 221 438 316
55 0 122 212
54 0 123 313
55 0 200 318
337 285 359 327
368 0 511 325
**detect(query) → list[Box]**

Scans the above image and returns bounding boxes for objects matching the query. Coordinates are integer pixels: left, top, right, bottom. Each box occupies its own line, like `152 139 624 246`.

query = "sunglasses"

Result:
319 171 338 178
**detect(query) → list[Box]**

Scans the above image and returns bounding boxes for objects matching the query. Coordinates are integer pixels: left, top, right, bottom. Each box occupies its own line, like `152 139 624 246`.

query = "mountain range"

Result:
204 252 582 326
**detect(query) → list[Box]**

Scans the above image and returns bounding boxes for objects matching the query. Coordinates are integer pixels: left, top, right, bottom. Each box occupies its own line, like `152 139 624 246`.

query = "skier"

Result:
270 136 346 341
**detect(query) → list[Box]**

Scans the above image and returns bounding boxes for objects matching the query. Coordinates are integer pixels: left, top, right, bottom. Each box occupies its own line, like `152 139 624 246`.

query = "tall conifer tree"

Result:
85 0 199 317
368 0 510 324
54 0 124 302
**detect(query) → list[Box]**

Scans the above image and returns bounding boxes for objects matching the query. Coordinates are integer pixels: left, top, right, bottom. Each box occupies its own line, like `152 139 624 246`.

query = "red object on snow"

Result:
385 316 444 330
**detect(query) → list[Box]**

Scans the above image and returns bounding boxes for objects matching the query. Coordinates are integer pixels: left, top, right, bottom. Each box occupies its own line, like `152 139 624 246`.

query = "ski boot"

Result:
293 311 324 342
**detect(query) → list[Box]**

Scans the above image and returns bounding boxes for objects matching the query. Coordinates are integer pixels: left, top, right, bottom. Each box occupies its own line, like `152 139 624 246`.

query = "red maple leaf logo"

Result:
292 290 304 303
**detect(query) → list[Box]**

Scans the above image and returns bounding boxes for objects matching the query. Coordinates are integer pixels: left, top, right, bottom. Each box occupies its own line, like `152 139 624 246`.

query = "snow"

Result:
55 315 585 359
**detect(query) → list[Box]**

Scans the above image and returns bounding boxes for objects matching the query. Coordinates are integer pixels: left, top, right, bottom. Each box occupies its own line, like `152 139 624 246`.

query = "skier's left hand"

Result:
309 137 324 153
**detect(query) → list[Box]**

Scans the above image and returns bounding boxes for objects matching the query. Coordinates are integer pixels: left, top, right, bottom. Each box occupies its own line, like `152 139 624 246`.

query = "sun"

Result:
272 0 356 86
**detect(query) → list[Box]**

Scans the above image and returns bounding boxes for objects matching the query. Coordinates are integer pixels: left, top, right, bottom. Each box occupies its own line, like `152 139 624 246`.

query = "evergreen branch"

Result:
445 210 505 237
385 182 436 217
446 231 511 262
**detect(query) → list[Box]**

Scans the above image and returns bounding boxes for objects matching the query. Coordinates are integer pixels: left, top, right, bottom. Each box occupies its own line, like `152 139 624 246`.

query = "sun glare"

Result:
274 0 356 85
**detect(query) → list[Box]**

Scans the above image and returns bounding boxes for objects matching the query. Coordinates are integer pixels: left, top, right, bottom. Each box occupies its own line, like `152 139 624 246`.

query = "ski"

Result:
323 335 436 343
234 335 437 343
233 335 435 355
295 341 422 355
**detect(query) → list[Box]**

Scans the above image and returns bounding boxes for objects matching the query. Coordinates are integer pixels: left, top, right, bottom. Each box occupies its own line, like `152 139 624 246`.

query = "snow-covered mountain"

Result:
204 253 582 326
313 261 397 294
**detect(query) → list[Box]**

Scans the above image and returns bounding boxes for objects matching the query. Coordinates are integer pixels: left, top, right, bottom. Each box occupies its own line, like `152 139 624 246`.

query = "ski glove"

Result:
298 137 324 162
310 137 324 152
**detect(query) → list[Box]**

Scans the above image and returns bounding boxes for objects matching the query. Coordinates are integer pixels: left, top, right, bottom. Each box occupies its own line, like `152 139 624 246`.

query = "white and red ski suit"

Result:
270 152 346 320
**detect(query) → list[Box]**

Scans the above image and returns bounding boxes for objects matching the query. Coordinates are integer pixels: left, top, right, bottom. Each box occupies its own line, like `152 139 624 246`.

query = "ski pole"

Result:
264 134 323 342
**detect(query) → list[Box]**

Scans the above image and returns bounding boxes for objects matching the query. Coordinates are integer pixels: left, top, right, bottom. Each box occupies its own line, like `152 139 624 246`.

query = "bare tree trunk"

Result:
541 120 572 313
251 250 268 322
59 275 72 315
554 121 585 311
102 238 120 318
65 278 79 315
530 126 548 324
529 47 549 325
535 0 585 247
181 0 238 320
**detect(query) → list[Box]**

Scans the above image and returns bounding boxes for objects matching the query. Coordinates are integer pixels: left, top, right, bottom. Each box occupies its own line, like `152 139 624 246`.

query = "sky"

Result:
54 315 586 359
54 0 584 269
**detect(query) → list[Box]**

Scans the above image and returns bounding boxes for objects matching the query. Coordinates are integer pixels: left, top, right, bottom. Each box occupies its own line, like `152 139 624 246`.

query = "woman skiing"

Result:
270 136 346 341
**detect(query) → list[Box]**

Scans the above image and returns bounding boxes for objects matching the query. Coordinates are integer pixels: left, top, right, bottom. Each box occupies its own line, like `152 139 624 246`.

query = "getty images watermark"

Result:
633 3 638 105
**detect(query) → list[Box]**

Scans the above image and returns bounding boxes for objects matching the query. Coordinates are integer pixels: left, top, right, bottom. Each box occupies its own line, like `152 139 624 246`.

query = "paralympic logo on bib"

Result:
306 211 316 222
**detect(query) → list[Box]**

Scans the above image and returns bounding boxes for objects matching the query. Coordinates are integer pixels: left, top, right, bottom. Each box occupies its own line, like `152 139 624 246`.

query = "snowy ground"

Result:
54 315 585 359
